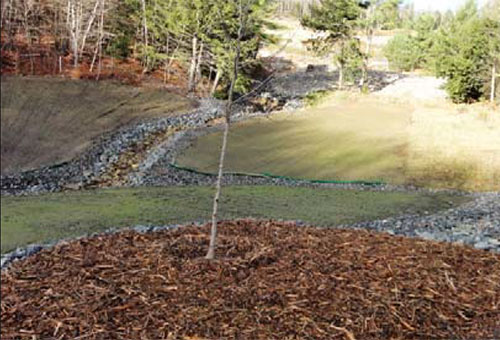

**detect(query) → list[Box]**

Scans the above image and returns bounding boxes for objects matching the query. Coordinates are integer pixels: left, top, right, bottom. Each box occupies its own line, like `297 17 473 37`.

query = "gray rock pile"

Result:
341 192 500 252
265 69 404 102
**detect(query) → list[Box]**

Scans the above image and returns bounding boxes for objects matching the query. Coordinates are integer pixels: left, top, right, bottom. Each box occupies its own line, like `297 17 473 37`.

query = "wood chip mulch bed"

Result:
2 220 500 340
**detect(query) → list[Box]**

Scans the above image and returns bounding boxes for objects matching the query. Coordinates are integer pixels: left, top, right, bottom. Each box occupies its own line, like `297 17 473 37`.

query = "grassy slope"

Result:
1 186 467 253
178 97 410 183
1 77 194 175
177 95 500 191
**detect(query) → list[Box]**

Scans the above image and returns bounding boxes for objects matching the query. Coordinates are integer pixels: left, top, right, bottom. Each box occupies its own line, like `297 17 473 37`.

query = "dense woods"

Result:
0 0 271 94
1 0 498 102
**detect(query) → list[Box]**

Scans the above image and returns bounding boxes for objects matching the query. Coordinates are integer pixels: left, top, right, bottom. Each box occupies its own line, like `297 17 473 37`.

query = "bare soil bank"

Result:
0 77 193 175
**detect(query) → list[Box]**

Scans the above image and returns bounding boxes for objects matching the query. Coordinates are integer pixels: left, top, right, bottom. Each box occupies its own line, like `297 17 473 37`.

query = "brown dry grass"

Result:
407 103 500 191
0 76 194 175
1 220 499 339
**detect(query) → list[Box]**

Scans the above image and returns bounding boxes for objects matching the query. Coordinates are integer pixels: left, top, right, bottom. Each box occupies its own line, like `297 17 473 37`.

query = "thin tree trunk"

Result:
337 39 344 90
141 0 148 72
206 117 230 260
366 30 373 58
67 0 79 68
90 0 104 74
73 39 79 68
79 0 99 59
491 62 497 103
360 28 373 89
359 66 366 90
141 0 148 47
208 66 214 92
338 63 344 90
163 60 168 84
188 36 198 93
96 0 104 80
211 68 222 96
90 44 99 72
22 1 35 75
195 41 204 86
15 50 19 74
206 1 244 260
166 44 180 82
164 36 170 84
97 41 102 80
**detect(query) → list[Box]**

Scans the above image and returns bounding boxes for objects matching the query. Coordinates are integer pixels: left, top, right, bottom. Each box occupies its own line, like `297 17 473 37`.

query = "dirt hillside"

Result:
0 77 193 175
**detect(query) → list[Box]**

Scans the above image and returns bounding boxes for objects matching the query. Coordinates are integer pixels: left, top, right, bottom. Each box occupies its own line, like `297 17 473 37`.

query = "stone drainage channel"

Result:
0 99 225 195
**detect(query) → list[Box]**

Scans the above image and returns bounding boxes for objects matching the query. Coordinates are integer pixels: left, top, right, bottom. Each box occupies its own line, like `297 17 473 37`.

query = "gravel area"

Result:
267 69 404 101
341 192 500 252
376 75 448 102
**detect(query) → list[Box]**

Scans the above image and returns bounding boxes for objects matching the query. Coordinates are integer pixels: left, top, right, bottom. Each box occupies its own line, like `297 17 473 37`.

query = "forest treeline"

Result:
275 0 413 29
295 0 499 103
0 0 274 95
1 0 498 102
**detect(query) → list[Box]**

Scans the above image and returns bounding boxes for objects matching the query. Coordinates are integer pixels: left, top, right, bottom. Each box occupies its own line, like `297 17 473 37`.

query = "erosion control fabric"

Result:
1 220 499 339
170 163 385 186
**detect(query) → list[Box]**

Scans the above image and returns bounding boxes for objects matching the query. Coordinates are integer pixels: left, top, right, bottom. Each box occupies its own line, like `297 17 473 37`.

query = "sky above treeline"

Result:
405 0 489 12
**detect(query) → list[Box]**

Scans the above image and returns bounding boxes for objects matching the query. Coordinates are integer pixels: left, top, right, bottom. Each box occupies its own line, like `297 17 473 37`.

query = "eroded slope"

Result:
1 77 193 175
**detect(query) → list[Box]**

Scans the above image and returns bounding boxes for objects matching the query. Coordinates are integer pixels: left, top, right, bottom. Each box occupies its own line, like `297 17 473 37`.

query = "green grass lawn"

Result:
177 95 499 191
1 186 467 253
177 97 411 183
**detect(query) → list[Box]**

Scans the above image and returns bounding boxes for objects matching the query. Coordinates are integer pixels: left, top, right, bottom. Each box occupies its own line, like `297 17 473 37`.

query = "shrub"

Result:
384 34 420 72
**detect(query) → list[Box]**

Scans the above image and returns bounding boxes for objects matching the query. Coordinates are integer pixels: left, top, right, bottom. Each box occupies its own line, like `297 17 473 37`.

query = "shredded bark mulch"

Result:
2 220 499 340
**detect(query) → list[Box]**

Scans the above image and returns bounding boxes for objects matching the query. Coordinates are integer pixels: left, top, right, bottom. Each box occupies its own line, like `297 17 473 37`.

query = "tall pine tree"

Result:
301 0 363 89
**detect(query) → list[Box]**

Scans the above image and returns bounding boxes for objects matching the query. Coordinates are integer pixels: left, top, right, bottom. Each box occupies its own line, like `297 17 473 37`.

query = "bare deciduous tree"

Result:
66 0 101 68
206 0 248 260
